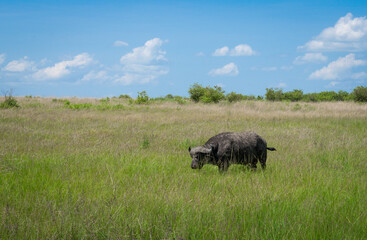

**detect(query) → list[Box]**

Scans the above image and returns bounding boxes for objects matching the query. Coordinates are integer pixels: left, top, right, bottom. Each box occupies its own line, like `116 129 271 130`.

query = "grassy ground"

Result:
1 97 367 239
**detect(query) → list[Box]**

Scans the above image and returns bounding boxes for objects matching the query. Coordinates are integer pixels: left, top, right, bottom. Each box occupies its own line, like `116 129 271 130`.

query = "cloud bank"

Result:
120 38 166 65
3 56 35 72
114 40 128 47
294 53 328 65
299 13 367 52
115 38 168 85
212 44 256 56
309 53 365 80
81 38 169 86
33 53 93 80
209 62 239 76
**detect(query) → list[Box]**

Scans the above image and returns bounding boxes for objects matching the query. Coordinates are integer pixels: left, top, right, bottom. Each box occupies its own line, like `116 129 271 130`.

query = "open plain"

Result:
1 97 367 239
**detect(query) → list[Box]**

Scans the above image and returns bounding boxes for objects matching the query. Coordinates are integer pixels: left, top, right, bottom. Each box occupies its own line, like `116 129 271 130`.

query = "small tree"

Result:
284 89 303 102
227 92 244 103
188 84 225 103
352 86 367 102
337 90 349 101
188 83 206 102
302 93 318 102
265 88 283 101
136 91 149 104
318 91 339 101
200 85 226 103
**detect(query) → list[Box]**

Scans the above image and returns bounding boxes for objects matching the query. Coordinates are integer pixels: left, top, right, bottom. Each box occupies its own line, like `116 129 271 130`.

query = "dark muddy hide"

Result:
188 131 276 172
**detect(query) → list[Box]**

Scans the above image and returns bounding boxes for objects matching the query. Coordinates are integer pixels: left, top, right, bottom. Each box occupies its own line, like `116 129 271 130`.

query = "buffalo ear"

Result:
188 146 191 152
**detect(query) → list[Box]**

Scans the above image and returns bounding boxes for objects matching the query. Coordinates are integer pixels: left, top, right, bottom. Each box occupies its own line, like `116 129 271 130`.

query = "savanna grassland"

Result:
1 97 367 239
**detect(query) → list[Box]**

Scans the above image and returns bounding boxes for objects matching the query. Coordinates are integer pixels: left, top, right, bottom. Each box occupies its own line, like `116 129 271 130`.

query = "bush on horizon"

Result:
188 83 225 103
0 90 20 109
352 86 367 102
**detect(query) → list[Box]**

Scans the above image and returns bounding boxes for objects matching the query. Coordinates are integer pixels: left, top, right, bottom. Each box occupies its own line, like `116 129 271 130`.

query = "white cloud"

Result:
33 53 92 80
309 53 365 80
76 38 169 86
319 13 367 41
111 38 169 85
2 56 35 72
299 13 367 51
209 62 239 76
120 38 166 65
212 44 256 56
114 40 128 47
196 52 205 56
79 70 110 83
230 44 256 56
212 46 229 56
294 53 328 64
114 64 168 85
0 54 5 65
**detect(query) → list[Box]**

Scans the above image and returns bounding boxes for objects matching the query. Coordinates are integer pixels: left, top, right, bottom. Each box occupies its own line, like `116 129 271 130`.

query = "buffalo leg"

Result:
260 151 267 169
218 159 229 172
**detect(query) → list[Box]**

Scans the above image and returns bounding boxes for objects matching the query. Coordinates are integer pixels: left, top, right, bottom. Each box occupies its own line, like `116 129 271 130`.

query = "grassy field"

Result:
1 97 367 239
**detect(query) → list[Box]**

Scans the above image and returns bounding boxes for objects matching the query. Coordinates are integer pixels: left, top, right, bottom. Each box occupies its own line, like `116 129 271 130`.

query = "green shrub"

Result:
302 93 318 102
0 91 20 109
247 95 256 101
352 86 367 102
136 91 149 104
64 102 125 110
337 90 350 101
188 84 225 103
96 104 125 110
65 103 93 110
165 94 174 99
317 91 339 101
265 88 283 101
100 97 110 103
227 92 244 103
284 89 303 102
188 83 206 102
201 86 225 103
119 94 132 99
174 96 186 104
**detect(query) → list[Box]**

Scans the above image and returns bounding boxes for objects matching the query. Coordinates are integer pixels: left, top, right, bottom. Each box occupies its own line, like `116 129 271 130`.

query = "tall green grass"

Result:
0 98 366 239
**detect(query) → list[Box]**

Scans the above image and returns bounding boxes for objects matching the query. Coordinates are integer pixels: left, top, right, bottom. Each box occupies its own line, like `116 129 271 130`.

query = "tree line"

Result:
188 83 367 103
1 85 367 109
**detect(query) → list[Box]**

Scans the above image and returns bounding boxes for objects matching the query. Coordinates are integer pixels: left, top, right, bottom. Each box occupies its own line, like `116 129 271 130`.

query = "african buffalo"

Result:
189 131 276 172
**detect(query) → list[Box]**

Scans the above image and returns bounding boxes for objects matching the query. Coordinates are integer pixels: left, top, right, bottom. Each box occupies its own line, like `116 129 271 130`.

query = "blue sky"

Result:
1 0 367 98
